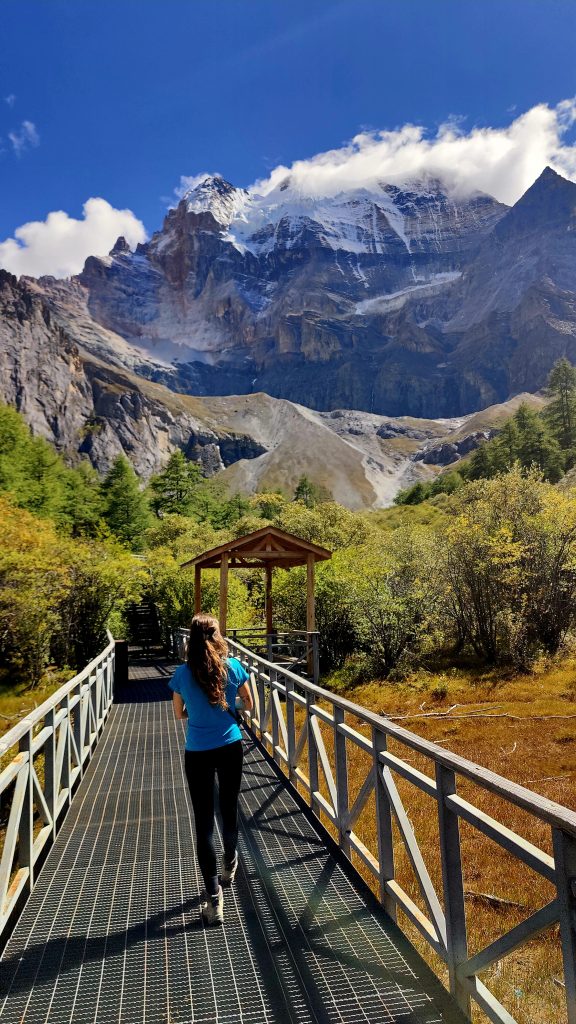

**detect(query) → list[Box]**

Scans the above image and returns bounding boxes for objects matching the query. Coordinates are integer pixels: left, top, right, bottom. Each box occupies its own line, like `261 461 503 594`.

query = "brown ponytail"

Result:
186 613 228 709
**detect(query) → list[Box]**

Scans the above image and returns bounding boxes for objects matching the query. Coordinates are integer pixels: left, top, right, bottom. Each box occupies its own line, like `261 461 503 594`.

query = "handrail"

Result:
228 638 576 835
0 634 116 944
209 632 576 1024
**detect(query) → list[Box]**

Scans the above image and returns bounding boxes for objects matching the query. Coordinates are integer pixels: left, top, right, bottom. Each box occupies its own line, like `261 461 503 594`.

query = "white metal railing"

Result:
0 635 115 942
212 635 576 1024
228 627 320 683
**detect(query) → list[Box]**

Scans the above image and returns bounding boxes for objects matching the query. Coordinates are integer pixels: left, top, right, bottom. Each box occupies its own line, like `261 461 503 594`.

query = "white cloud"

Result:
0 197 147 278
4 94 16 108
8 120 39 156
249 99 576 206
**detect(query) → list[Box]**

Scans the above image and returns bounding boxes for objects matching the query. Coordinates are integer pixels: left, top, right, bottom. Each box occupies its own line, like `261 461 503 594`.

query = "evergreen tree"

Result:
491 419 520 472
149 449 201 516
514 404 564 482
294 475 331 508
544 356 576 459
62 461 104 536
101 456 151 549
467 442 495 480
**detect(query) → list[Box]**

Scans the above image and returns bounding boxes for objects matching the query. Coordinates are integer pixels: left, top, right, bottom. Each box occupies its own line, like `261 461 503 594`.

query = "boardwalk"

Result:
0 658 465 1023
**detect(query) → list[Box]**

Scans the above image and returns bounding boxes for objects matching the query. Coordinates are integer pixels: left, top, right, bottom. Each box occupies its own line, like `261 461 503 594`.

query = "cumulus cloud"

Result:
9 120 39 156
250 99 576 206
0 197 147 278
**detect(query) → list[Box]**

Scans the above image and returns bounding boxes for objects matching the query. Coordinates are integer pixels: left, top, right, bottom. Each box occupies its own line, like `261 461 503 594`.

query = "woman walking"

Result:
169 613 254 926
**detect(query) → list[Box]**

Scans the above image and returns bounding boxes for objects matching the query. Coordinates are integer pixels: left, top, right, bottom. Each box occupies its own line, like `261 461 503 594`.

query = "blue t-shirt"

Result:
168 657 248 752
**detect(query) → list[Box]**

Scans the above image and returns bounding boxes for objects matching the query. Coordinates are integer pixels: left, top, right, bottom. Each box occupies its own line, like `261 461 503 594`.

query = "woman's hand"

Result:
172 692 188 719
237 681 254 712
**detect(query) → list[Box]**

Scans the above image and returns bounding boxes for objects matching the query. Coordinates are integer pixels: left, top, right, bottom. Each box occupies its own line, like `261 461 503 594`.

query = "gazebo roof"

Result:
181 526 332 570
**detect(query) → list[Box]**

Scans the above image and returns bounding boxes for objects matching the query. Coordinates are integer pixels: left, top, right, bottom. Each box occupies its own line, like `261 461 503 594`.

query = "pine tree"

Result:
467 442 495 480
149 450 201 516
294 475 331 508
544 357 576 458
62 461 104 536
491 420 520 472
294 476 317 508
514 404 564 482
101 456 151 549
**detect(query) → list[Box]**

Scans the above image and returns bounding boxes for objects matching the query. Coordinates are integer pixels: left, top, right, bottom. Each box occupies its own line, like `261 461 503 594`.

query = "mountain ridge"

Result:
22 165 576 419
1 267 548 508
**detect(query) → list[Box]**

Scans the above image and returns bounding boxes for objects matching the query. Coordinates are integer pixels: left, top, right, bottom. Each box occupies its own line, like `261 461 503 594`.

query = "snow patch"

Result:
355 272 461 315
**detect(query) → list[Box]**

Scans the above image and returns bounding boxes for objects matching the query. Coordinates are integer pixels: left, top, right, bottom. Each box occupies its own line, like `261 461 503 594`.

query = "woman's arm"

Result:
237 681 254 712
172 692 188 719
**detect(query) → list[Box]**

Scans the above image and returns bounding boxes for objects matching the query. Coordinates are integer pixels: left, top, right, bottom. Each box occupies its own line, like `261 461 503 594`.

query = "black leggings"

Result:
184 740 243 895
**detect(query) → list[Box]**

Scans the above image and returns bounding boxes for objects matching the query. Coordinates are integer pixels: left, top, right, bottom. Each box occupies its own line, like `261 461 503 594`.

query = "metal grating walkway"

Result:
0 658 465 1024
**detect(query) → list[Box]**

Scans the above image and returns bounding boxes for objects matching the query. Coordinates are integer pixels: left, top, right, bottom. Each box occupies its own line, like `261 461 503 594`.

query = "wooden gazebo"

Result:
181 526 331 639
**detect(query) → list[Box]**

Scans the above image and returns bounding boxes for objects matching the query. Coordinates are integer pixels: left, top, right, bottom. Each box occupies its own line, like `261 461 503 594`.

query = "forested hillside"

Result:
5 393 576 697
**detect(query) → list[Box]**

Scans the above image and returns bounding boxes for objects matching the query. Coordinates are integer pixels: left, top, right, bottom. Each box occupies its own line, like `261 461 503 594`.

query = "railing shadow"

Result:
237 736 467 1024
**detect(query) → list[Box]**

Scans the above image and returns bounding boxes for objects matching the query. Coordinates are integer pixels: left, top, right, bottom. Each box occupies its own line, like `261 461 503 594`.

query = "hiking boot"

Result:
220 853 238 887
201 886 224 926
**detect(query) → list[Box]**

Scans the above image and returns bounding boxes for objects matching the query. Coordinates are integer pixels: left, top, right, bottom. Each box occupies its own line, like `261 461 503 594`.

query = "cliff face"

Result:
0 271 551 506
0 270 267 479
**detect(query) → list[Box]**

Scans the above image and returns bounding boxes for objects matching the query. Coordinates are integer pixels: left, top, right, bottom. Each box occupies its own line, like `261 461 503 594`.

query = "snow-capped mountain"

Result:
25 167 576 418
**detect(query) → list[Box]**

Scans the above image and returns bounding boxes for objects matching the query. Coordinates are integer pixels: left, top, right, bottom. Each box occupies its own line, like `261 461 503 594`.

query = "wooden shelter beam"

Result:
265 565 273 636
194 564 202 615
306 553 316 633
219 552 229 634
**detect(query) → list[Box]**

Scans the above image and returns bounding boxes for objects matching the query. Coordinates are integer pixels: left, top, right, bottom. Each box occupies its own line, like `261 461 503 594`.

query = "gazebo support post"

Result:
265 565 273 661
306 553 316 680
219 552 229 635
194 564 202 615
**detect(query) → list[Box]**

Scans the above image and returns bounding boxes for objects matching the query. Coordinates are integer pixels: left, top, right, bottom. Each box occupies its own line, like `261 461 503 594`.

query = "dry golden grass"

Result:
0 669 71 748
289 657 576 1024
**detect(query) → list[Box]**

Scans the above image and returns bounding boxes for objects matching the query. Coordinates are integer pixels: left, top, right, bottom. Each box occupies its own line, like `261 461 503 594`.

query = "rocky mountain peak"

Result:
180 174 250 226
495 165 576 237
109 236 132 256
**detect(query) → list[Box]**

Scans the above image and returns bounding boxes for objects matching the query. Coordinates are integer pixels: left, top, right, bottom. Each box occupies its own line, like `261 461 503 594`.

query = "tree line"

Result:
395 357 576 506
5 389 576 689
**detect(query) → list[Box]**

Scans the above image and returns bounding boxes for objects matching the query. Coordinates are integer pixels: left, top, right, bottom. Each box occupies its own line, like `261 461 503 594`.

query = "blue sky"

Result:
1 0 576 274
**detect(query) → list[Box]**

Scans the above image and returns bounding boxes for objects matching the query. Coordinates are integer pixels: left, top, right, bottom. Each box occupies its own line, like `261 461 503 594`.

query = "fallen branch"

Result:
523 773 572 785
385 711 576 722
464 890 526 910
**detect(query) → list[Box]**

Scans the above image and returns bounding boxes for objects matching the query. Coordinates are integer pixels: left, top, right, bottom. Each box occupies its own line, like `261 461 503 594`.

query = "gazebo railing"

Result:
0 635 115 944
228 627 320 683
221 636 576 1024
174 626 320 683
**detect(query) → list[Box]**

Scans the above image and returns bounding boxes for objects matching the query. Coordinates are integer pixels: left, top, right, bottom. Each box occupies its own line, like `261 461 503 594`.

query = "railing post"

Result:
436 764 470 1018
552 827 576 1024
270 667 279 761
18 729 34 894
257 662 266 744
333 707 350 856
286 681 297 784
90 670 99 742
44 708 57 840
64 693 72 804
311 632 320 685
372 727 396 921
73 686 83 781
306 691 319 809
